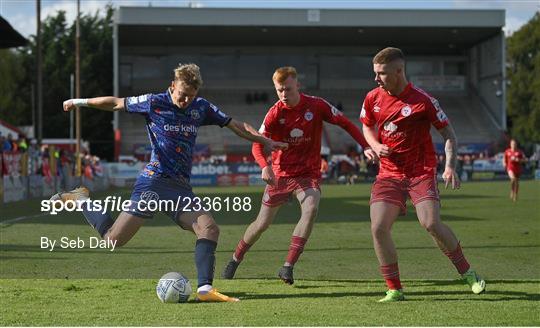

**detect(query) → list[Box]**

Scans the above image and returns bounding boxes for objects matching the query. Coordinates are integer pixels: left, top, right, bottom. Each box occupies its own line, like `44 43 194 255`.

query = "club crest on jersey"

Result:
304 112 314 121
190 110 200 120
401 106 412 117
140 191 159 202
374 106 381 113
383 121 398 133
290 128 304 138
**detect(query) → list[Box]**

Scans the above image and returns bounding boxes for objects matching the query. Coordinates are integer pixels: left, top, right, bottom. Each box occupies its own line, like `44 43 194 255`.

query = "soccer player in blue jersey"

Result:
53 63 287 302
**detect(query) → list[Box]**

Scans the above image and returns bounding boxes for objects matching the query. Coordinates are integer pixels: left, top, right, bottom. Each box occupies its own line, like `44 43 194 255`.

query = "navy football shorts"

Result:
126 175 196 226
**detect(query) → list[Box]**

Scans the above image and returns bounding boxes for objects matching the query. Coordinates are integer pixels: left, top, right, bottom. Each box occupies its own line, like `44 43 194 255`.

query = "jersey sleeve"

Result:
252 108 277 169
319 99 369 148
201 101 232 127
426 97 449 129
124 94 153 115
319 98 344 125
359 93 376 126
258 107 278 138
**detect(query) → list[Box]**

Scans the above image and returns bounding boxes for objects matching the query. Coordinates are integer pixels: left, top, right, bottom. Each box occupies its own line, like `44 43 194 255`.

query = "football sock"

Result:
195 238 217 288
380 263 402 290
285 235 307 265
233 239 252 262
443 242 470 274
80 202 114 238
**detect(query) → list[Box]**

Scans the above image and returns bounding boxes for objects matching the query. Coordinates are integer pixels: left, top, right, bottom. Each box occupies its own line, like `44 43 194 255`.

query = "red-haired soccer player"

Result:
222 66 376 284
503 139 526 202
361 47 486 302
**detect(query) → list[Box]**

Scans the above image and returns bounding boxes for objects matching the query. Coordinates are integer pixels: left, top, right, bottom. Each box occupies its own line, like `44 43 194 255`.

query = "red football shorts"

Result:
370 173 440 215
507 167 521 178
262 176 321 207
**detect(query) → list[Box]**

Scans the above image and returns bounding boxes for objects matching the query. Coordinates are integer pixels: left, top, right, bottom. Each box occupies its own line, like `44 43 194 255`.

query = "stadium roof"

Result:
0 16 28 48
115 7 504 54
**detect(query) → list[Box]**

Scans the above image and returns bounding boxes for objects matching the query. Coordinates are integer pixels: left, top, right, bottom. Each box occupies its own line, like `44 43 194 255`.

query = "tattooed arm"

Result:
437 124 461 189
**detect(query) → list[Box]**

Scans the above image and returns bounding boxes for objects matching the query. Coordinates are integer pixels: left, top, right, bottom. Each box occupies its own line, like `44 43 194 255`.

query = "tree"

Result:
0 48 29 126
0 5 114 159
506 12 540 146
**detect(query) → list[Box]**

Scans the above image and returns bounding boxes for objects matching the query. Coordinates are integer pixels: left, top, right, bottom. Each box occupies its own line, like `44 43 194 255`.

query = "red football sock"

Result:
443 243 470 274
285 236 307 265
380 263 402 290
233 239 252 262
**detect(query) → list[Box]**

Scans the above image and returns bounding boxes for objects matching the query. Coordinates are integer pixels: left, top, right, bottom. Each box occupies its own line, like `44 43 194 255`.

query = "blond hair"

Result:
373 47 405 65
272 66 297 83
174 63 203 89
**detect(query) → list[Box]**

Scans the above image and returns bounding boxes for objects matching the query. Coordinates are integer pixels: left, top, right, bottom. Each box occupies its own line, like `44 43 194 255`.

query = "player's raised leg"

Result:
222 203 281 279
50 187 144 246
415 200 485 294
178 211 239 302
370 201 404 302
278 187 320 285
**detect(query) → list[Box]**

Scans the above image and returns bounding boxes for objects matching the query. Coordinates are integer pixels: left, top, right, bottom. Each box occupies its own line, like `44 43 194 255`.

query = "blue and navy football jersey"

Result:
125 89 231 188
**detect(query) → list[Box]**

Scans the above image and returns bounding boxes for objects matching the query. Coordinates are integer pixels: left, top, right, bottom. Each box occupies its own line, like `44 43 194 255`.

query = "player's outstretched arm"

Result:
226 119 288 151
63 97 125 112
438 124 460 190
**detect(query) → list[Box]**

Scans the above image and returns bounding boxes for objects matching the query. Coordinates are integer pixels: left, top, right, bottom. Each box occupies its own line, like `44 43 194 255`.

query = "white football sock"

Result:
197 284 213 294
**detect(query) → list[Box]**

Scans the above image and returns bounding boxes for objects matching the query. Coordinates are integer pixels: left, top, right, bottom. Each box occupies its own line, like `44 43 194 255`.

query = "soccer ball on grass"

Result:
156 272 192 303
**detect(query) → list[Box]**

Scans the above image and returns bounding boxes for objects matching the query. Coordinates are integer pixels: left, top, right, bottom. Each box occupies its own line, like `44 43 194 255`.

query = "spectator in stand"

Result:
83 157 94 181
41 149 52 184
27 139 41 175
18 137 28 152
8 134 18 152
3 134 13 152
320 156 329 179
0 134 5 153
92 156 103 177
358 154 368 181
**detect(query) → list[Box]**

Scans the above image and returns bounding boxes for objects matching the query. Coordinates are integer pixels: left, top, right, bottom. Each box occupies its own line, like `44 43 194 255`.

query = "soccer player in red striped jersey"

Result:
503 139 526 202
360 47 486 302
222 66 377 284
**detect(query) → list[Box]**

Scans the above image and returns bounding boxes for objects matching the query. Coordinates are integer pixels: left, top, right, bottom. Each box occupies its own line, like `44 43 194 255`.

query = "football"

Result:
156 272 192 303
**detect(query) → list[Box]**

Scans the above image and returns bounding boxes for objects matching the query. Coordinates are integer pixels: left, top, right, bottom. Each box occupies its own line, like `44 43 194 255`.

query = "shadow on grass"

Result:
2 243 538 255
200 288 539 302
226 291 383 300
406 290 540 302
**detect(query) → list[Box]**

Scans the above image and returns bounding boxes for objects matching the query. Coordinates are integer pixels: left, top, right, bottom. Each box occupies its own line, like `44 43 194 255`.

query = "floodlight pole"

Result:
36 0 42 143
70 73 74 151
75 0 81 176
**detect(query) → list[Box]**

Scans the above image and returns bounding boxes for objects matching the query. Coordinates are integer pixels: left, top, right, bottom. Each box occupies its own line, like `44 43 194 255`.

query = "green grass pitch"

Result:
1 180 539 326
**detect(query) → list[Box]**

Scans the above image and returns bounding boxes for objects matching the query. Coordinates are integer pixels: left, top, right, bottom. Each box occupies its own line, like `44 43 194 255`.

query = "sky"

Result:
1 0 539 38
